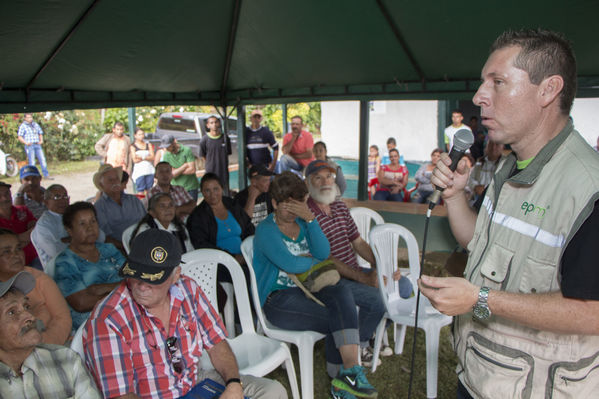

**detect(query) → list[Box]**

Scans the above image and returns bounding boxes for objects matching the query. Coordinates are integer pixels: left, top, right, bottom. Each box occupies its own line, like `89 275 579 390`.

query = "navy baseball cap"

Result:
20 165 41 180
249 164 274 178
120 229 183 285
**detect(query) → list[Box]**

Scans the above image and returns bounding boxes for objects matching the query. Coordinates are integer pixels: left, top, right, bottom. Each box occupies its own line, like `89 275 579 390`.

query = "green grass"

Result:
264 252 459 399
0 159 99 184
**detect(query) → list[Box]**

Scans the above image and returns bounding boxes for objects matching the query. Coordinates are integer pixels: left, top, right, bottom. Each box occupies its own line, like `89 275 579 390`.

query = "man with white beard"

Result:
305 160 413 366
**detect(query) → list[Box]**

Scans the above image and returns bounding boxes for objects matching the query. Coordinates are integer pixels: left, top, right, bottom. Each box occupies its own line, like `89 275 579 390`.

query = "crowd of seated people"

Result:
0 114 503 398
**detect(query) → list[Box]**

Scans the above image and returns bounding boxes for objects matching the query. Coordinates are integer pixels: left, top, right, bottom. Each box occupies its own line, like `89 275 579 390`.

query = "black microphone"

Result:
428 128 475 209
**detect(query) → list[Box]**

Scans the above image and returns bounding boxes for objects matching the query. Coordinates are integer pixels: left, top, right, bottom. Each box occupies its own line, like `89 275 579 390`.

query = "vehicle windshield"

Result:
157 117 196 133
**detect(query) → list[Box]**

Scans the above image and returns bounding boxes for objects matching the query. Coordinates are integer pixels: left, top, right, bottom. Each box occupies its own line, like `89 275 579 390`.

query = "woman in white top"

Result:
128 192 193 252
129 128 155 196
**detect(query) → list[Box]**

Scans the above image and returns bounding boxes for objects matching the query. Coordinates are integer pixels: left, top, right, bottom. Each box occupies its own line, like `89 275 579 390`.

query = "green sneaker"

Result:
331 365 378 398
331 385 357 399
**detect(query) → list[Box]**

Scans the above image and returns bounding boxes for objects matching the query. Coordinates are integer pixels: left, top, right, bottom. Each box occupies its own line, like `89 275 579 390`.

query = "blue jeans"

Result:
24 144 48 177
373 189 404 202
278 154 303 173
263 278 385 366
457 381 474 399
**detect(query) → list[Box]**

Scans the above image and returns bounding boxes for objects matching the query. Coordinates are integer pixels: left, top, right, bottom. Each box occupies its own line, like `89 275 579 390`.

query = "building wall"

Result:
321 100 438 161
571 98 599 146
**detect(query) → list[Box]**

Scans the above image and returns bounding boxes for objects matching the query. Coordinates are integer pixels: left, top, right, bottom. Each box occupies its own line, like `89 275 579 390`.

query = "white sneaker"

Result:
360 346 382 368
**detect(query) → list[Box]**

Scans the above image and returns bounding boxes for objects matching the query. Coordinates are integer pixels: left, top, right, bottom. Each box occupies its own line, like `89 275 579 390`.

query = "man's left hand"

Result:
220 382 244 399
418 275 479 316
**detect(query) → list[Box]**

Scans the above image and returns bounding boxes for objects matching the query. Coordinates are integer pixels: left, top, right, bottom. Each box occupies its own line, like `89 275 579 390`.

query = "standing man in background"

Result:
444 110 472 151
245 109 279 172
200 116 231 195
17 113 51 179
95 121 132 174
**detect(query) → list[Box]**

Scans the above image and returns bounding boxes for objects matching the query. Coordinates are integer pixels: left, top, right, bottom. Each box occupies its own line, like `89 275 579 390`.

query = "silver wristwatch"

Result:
473 286 491 320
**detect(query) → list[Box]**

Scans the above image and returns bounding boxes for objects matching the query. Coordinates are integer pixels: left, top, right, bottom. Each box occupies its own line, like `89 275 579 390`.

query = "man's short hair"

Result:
451 109 463 116
490 29 577 114
43 184 67 199
23 113 33 118
386 137 396 145
290 116 303 123
113 121 124 129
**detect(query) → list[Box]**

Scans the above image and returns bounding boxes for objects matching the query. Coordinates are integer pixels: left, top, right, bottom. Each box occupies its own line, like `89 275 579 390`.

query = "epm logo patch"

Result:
521 201 549 218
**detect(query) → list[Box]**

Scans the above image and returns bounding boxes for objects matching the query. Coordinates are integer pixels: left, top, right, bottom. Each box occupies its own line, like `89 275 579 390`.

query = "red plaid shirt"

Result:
148 184 193 207
83 276 226 399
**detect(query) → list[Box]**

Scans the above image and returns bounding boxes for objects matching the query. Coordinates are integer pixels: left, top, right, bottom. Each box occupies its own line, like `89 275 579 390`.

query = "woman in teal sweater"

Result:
253 172 378 398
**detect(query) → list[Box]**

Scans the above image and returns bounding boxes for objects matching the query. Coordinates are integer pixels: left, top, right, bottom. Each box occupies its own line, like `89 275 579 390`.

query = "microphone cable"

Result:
406 204 433 399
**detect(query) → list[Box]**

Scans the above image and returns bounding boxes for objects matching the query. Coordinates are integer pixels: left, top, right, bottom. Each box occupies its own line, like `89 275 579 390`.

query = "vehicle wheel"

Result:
5 157 18 177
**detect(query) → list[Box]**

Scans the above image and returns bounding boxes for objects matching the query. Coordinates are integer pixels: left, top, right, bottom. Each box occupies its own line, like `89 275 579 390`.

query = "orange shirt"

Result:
23 266 72 344
106 136 129 169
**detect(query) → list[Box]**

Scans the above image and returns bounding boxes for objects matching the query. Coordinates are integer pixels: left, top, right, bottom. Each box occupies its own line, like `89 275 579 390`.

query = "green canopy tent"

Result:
1 0 598 112
2 0 598 199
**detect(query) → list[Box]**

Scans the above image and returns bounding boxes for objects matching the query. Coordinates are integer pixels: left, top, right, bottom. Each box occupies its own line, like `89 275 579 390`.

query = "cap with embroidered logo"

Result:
120 229 183 285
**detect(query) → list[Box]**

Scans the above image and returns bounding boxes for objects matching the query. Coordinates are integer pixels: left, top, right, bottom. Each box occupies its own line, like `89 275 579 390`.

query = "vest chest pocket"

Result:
479 244 513 287
464 332 533 399
518 256 556 294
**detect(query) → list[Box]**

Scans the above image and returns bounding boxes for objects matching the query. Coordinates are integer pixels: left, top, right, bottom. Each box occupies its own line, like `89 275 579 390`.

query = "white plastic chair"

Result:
70 320 86 359
349 207 384 269
122 223 137 254
369 223 452 399
241 236 325 399
181 249 299 399
44 255 57 279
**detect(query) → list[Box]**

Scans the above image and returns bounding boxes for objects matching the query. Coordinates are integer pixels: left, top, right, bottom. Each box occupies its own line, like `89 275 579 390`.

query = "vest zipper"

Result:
470 346 523 371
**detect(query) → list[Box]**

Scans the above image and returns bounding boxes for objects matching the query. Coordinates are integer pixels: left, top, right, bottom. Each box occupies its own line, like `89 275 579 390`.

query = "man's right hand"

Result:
247 184 261 200
431 153 471 201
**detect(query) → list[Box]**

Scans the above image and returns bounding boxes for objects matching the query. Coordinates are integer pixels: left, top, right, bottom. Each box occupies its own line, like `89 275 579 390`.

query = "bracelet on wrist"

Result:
226 377 243 388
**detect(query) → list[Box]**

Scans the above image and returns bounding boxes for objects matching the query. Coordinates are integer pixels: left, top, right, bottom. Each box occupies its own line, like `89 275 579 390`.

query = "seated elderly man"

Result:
31 184 106 268
14 165 47 219
93 164 145 249
0 271 101 397
305 160 413 365
148 161 196 220
83 229 286 399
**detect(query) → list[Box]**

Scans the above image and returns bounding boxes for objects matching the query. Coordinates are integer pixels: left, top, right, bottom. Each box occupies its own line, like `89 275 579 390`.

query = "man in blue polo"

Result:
17 114 51 179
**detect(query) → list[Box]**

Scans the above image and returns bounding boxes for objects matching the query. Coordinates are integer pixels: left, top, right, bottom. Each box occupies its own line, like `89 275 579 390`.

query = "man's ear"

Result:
538 75 564 108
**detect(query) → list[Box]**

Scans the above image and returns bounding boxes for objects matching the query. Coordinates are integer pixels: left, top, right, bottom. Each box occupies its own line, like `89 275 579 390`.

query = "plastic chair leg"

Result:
282 344 300 399
297 336 318 399
220 282 235 338
424 326 441 399
370 318 387 373
394 324 407 354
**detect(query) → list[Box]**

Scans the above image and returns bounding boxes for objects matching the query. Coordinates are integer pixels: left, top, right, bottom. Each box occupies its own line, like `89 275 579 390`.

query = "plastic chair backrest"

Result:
350 207 384 267
369 223 421 309
240 236 271 333
70 320 86 359
45 255 57 279
122 223 137 254
181 249 255 335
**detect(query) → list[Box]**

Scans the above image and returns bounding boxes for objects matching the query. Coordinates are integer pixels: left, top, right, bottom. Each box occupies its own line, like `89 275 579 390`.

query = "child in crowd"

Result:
368 145 381 198
129 128 155 196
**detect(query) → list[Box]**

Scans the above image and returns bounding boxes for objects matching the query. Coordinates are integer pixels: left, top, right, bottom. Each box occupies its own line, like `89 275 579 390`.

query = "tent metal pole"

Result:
282 104 288 134
237 105 247 190
358 100 370 201
219 0 242 105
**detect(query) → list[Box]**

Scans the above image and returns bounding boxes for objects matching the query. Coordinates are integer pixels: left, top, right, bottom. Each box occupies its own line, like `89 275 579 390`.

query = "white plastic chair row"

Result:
369 223 452 399
241 236 325 399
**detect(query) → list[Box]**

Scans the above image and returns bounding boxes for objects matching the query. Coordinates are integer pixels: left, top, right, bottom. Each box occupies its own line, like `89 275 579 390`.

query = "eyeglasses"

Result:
166 336 183 374
50 194 70 201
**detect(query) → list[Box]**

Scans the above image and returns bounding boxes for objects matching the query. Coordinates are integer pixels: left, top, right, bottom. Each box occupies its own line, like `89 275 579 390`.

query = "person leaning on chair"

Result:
83 229 286 399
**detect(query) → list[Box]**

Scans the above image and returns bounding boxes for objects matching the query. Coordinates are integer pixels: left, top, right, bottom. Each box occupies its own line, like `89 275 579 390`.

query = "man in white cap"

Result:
0 271 101 397
245 109 279 171
84 229 286 399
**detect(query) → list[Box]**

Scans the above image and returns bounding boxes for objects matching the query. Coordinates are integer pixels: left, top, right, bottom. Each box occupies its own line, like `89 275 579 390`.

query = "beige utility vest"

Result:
456 122 599 399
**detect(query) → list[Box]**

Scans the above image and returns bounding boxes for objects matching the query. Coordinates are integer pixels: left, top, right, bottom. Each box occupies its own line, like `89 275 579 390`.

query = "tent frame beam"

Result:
220 0 242 108
26 0 101 93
